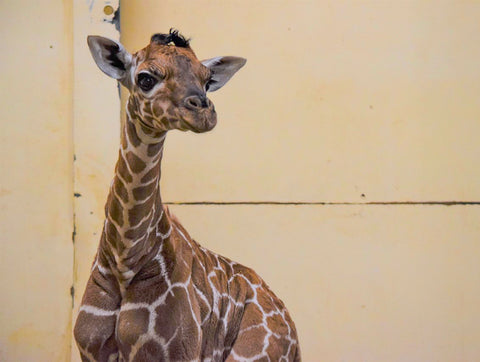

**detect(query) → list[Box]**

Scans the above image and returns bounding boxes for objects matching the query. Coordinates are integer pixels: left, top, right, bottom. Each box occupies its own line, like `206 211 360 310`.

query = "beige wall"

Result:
0 0 74 360
71 0 120 361
0 0 120 361
123 1 480 203
2 1 480 361
121 1 480 361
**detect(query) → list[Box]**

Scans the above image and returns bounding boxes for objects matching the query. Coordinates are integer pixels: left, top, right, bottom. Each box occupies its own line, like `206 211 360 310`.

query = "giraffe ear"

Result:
201 56 247 92
87 36 132 82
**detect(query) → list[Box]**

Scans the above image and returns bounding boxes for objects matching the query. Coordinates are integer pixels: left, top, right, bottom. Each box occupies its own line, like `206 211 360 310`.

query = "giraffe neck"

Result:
102 101 170 286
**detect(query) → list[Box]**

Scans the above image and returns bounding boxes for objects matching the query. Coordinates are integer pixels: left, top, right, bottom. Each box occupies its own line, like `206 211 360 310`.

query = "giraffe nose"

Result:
184 95 210 110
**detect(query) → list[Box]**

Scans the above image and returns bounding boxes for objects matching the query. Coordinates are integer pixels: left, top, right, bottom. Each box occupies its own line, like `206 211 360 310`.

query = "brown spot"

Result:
231 266 260 299
117 308 149 347
133 183 156 201
82 269 119 306
74 310 117 359
156 289 201 358
126 120 141 147
147 143 162 157
265 337 288 359
143 104 152 115
155 289 194 339
160 116 169 128
152 105 164 118
114 179 129 203
128 203 148 226
125 270 169 304
117 155 133 183
191 259 212 316
126 151 146 173
124 217 150 240
233 265 261 285
266 314 288 337
132 339 166 362
257 291 276 315
235 324 267 358
140 167 157 183
108 196 124 226
106 219 121 244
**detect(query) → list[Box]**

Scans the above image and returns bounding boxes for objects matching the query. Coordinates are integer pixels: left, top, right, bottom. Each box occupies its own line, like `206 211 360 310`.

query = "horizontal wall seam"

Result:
164 201 480 206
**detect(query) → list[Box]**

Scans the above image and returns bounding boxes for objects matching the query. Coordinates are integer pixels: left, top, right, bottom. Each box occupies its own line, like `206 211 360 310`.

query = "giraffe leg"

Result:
74 267 121 362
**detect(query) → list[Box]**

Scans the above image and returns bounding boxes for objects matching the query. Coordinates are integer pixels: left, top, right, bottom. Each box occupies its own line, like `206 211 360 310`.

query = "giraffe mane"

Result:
150 28 191 48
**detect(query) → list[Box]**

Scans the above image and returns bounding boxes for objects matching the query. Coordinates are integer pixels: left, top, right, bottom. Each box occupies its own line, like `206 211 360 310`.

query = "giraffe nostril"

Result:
184 95 209 110
189 97 201 108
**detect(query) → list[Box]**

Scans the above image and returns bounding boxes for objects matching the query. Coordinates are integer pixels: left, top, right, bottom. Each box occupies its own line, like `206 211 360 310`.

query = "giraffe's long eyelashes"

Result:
137 72 159 92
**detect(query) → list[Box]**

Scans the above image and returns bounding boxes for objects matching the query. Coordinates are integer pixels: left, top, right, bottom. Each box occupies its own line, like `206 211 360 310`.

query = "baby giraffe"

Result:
74 29 300 362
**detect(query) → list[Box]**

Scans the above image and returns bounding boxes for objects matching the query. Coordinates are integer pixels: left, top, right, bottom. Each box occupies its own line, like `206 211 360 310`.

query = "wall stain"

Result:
105 5 120 32
70 285 75 308
0 187 12 197
72 213 76 244
8 324 53 350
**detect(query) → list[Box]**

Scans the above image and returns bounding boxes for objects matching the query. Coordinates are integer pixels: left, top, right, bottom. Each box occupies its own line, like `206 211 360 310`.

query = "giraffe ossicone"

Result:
74 29 301 362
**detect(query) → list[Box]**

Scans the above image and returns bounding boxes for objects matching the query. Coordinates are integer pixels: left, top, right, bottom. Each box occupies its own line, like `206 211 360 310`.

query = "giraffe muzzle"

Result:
180 94 217 132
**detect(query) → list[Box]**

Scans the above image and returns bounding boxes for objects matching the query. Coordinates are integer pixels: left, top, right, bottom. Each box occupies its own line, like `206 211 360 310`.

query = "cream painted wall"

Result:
71 1 120 361
0 0 74 361
120 1 480 361
122 0 480 203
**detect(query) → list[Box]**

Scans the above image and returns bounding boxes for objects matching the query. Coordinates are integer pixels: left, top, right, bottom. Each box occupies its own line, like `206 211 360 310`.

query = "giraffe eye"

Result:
137 73 158 92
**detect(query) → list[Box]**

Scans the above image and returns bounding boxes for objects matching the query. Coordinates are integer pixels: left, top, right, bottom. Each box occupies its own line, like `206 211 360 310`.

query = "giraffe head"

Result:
87 29 246 133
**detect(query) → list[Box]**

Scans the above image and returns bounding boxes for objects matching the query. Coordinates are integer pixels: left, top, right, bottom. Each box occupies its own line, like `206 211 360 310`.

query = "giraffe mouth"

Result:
180 109 217 133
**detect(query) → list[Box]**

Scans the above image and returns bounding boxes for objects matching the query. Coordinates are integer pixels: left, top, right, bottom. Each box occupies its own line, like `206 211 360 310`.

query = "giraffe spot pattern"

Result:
126 151 147 173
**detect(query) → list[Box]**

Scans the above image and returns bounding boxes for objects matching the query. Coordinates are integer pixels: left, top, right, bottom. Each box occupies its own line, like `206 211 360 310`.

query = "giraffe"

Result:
74 29 301 362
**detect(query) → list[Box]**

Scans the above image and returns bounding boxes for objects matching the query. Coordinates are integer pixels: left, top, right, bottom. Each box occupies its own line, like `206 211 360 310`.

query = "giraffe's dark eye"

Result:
137 73 158 92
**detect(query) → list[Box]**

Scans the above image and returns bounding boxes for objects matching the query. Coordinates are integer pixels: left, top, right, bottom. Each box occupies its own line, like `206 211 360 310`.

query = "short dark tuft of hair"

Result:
151 28 190 48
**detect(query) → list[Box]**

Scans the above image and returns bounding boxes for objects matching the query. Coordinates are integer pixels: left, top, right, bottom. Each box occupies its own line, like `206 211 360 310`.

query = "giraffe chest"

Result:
115 263 246 361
